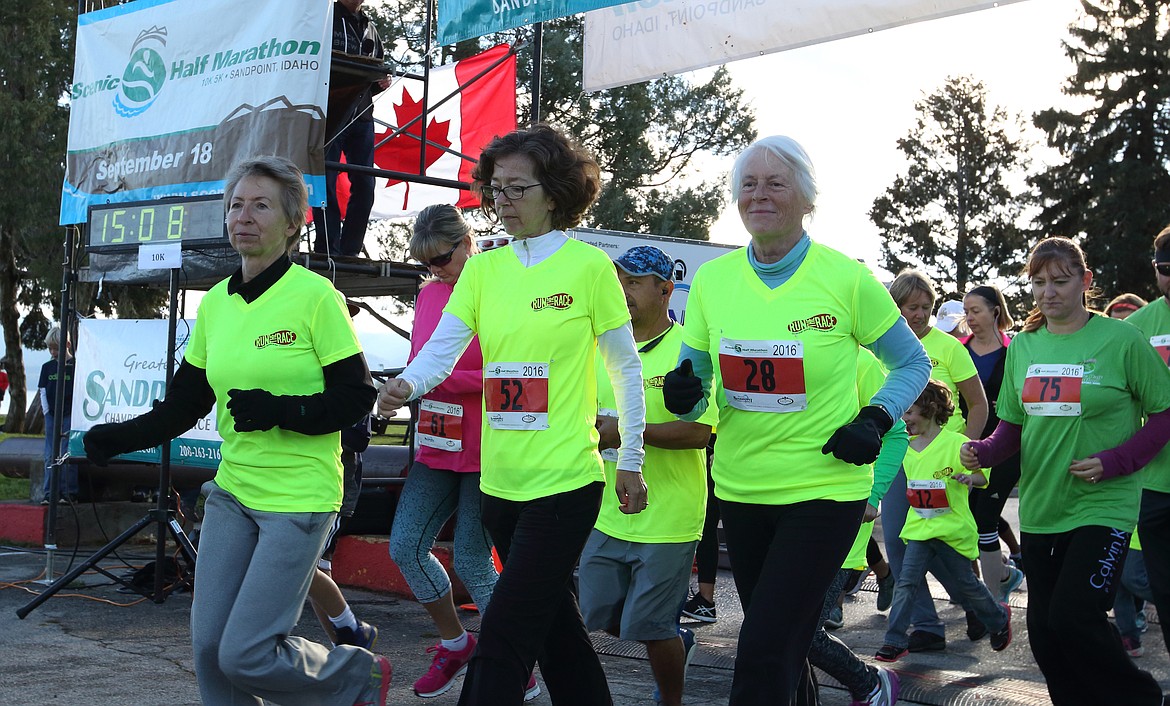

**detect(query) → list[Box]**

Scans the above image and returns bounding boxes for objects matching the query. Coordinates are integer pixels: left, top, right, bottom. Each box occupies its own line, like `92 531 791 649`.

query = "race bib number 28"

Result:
718 338 807 413
484 362 550 430
1021 364 1083 417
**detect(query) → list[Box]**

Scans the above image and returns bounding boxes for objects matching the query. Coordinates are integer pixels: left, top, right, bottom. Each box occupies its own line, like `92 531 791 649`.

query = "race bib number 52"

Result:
484 362 550 430
718 338 807 413
1021 364 1083 417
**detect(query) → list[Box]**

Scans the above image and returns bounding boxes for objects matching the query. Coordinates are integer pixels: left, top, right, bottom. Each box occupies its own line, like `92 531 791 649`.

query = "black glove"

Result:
663 359 704 415
227 388 286 432
84 421 140 467
821 405 894 466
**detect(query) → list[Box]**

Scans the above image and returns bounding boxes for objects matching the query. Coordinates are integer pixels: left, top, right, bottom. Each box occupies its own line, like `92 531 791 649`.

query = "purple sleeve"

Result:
1095 407 1170 480
966 419 1022 468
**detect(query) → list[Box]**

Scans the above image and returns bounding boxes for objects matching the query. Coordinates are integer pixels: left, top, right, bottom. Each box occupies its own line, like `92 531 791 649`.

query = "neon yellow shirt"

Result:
595 323 718 542
445 238 630 501
1124 298 1170 493
920 327 979 434
184 264 362 512
901 429 983 559
681 243 900 505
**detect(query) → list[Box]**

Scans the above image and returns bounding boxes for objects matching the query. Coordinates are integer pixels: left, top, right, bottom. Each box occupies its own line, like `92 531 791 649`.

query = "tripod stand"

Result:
18 267 198 619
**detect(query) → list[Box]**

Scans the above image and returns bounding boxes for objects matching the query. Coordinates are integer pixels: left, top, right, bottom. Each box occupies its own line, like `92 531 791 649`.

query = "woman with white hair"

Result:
663 135 930 705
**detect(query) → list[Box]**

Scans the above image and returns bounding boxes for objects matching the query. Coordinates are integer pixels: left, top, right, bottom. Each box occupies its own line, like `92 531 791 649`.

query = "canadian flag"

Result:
364 44 517 219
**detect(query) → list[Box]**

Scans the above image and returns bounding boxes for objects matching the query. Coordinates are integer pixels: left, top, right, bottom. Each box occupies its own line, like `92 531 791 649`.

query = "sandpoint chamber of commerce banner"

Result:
67 319 222 470
582 0 1026 91
61 0 331 224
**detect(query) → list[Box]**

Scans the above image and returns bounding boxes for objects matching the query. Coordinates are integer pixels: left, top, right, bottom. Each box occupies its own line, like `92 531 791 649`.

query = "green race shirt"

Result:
901 429 983 559
920 327 979 434
184 264 362 513
1124 298 1170 493
997 315 1170 533
681 243 900 505
445 238 631 501
595 323 718 543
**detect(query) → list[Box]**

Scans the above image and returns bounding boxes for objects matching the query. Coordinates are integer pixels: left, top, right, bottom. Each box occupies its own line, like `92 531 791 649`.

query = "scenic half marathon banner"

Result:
61 0 331 224
439 0 631 44
68 319 222 470
582 0 1025 91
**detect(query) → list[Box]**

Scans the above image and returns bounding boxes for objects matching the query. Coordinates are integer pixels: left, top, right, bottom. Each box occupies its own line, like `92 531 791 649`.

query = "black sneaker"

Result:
874 644 908 663
907 630 946 652
681 592 717 623
990 604 1012 651
966 611 988 641
335 620 379 650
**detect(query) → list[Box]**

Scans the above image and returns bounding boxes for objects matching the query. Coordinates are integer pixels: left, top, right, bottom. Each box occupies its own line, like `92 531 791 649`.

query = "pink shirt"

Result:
409 280 484 472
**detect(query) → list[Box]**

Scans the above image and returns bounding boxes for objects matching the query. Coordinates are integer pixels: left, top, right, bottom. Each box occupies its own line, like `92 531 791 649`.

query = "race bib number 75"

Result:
1021 364 1083 417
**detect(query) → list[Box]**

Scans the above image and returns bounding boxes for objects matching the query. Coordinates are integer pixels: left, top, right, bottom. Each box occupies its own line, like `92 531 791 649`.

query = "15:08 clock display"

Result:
87 195 226 252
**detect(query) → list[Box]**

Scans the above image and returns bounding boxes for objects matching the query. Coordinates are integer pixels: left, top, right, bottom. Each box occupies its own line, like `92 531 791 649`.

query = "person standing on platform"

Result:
1123 223 1170 664
39 326 77 504
962 236 1170 706
579 245 717 706
313 0 390 257
83 156 389 706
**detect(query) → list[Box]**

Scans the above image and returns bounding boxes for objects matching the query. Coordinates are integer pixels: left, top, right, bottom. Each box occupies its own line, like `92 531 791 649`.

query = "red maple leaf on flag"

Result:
374 90 452 210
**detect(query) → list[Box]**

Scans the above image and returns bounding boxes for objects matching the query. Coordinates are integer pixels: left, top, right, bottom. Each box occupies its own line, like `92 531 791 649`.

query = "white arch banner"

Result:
583 0 1026 91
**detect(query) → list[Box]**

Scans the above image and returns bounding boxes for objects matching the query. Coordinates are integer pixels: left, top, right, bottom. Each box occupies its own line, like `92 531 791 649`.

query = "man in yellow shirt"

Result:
579 246 717 706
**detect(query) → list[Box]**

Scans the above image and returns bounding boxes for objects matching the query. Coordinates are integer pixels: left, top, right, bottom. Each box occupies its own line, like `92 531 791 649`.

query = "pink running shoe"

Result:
413 633 477 698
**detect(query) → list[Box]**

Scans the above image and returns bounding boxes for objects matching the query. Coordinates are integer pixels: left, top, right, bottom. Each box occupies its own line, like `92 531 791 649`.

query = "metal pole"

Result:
40 225 76 584
152 267 181 601
531 23 543 126
420 0 434 175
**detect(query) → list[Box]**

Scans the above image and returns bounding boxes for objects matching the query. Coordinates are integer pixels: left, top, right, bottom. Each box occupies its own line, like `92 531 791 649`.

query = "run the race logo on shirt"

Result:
531 293 573 311
786 313 837 334
254 330 297 348
645 375 665 389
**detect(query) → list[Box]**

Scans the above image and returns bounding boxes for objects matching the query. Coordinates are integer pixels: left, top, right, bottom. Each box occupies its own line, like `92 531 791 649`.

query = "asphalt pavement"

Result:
2 495 1169 705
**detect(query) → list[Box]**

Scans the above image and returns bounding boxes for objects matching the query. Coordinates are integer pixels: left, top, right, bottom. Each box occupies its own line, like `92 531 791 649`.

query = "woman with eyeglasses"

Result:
962 237 1170 705
387 204 532 699
377 124 648 706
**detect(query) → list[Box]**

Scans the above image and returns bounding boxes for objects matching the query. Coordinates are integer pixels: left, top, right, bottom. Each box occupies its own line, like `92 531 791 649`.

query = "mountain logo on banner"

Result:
114 27 169 117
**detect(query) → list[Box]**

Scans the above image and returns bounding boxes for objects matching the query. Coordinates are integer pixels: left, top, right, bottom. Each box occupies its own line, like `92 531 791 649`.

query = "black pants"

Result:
720 498 866 706
695 461 720 584
1023 527 1162 706
1139 488 1170 662
458 482 610 706
969 453 1021 550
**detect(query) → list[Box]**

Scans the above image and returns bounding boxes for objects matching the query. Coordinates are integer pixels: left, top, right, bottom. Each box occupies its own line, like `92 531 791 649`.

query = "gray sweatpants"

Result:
191 482 374 705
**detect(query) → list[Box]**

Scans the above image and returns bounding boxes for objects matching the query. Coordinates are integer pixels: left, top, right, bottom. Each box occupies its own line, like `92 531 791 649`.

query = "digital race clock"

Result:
87 195 226 252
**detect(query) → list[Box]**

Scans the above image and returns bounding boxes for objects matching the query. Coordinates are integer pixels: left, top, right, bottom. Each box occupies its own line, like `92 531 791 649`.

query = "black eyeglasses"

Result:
420 243 459 268
480 183 543 201
1155 261 1170 277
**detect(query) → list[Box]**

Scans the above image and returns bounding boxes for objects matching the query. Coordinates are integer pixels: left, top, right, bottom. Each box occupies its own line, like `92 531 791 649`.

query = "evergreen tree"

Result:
1031 0 1170 299
871 75 1032 298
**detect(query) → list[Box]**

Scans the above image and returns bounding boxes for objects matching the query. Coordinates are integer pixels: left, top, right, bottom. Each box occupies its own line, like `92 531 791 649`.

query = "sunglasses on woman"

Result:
419 243 459 268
